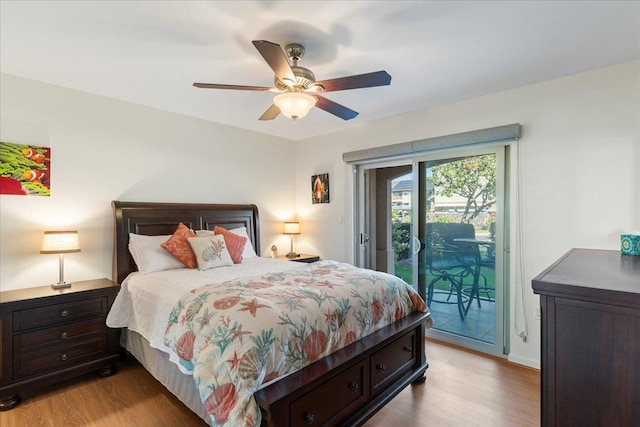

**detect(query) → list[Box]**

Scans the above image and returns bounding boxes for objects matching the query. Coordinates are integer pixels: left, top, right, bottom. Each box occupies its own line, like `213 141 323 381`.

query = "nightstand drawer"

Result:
371 329 416 394
15 318 106 355
14 337 107 380
13 296 108 331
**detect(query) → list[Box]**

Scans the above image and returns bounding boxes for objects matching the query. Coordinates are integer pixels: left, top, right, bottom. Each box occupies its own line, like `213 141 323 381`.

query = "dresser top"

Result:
533 248 640 304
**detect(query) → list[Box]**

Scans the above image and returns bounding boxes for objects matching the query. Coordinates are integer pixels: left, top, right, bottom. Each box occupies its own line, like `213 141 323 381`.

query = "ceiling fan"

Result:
193 40 391 121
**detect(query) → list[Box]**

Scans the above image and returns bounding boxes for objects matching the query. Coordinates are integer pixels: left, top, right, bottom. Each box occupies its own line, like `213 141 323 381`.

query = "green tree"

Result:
429 155 495 223
392 222 410 261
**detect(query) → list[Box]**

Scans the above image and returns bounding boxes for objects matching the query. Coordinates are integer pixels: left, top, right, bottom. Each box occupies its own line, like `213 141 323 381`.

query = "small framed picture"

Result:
311 173 330 204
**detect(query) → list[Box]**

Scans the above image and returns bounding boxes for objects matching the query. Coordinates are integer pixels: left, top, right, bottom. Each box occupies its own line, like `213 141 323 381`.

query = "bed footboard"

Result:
255 311 429 427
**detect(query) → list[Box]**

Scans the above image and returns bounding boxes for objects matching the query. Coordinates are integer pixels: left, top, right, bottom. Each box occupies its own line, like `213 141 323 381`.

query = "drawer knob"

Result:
303 412 315 424
60 309 69 317
376 363 386 372
348 382 359 391
60 353 69 361
60 331 69 339
403 345 412 353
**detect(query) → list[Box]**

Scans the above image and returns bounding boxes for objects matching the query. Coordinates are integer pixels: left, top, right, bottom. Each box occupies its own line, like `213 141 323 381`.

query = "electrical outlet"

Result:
534 305 542 319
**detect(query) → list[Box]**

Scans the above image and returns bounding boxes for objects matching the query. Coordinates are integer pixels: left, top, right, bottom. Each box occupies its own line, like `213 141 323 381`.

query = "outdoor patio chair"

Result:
425 223 476 320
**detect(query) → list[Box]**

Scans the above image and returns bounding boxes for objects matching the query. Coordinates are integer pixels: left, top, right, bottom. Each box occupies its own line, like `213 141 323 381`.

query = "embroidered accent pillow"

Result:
187 235 234 270
214 226 247 264
161 223 197 268
195 227 257 259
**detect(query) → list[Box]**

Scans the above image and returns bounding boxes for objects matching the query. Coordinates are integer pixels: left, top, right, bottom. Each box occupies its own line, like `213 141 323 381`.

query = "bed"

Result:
108 201 431 427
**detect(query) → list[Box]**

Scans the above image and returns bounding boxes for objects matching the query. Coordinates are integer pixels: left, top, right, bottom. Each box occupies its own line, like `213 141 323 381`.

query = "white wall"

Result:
2 61 638 367
294 60 640 368
0 73 297 291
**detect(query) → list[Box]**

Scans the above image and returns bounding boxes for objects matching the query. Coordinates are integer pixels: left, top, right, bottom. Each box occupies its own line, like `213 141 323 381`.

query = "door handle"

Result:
412 235 421 255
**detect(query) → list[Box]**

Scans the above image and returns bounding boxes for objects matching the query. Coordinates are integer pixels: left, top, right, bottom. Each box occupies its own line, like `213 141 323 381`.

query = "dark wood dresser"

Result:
532 248 640 426
0 278 120 410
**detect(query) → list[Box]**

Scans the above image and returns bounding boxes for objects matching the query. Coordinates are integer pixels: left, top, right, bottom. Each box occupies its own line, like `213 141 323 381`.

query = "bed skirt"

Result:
122 329 209 423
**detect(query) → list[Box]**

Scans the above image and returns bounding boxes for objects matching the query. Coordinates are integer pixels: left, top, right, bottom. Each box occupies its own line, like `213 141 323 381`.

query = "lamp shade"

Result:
40 231 81 254
273 93 316 120
283 222 301 235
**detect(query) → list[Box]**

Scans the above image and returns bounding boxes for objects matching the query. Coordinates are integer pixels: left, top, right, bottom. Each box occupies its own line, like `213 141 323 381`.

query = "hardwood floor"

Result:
365 339 540 427
0 338 539 426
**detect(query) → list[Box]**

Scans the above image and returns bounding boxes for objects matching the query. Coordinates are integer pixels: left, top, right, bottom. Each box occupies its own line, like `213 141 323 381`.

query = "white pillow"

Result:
128 233 185 274
229 227 258 259
195 226 258 259
187 235 234 270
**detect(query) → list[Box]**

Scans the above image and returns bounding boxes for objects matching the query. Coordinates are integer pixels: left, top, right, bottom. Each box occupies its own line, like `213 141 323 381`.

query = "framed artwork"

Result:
0 142 51 196
311 173 330 204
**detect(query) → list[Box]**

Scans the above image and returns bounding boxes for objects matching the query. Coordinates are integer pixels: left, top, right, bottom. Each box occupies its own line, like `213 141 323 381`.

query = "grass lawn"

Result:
395 264 412 283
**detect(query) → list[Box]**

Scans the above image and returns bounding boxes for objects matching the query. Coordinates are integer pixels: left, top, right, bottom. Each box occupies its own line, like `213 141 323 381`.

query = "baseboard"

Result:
507 354 540 370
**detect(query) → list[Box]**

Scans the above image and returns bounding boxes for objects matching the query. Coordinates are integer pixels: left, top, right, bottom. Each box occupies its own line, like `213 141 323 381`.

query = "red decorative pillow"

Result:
161 223 197 268
214 226 247 264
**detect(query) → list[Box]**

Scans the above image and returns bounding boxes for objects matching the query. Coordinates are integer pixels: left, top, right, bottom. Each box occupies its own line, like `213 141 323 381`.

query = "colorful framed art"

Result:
0 142 51 196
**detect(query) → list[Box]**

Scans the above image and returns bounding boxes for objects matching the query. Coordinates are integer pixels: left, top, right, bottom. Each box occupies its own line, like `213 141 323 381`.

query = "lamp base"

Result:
285 252 300 259
51 282 72 290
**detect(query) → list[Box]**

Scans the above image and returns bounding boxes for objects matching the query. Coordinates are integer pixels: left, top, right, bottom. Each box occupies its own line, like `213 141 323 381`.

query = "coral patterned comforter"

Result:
164 260 427 427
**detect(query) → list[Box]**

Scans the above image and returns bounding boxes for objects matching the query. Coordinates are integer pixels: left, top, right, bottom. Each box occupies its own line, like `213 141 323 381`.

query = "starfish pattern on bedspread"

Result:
164 260 427 427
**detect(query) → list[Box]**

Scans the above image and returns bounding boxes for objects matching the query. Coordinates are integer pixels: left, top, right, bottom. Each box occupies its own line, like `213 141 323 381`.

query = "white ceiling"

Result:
1 1 639 141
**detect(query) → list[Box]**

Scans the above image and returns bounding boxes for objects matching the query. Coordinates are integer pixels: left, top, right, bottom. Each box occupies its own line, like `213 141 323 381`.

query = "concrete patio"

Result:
427 293 495 344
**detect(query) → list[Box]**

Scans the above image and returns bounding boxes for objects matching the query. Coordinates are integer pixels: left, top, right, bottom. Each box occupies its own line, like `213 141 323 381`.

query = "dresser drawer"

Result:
13 296 108 331
290 360 368 426
371 329 416 394
14 317 106 356
13 337 107 380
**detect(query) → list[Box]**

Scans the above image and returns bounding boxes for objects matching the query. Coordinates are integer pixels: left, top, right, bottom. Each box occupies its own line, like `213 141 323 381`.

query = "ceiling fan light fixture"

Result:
273 92 316 120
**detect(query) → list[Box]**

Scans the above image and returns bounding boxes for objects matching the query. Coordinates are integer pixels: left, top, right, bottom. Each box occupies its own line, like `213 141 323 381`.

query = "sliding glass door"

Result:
414 146 505 355
355 145 507 356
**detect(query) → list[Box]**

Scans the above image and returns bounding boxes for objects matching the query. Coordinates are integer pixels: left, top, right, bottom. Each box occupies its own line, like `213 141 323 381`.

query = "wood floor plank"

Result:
0 338 539 426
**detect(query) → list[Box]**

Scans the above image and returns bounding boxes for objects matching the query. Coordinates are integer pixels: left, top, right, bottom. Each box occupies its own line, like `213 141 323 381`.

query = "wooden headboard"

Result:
112 201 260 284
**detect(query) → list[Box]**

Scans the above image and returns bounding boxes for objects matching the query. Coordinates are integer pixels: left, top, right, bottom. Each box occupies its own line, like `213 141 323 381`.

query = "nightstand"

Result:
277 254 320 263
0 278 120 410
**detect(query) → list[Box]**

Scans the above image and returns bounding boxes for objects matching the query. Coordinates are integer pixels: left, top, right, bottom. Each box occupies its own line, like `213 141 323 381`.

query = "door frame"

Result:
354 158 414 272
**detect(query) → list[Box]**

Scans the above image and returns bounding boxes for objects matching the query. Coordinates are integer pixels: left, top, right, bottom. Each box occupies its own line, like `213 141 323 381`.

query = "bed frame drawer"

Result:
290 360 369 426
371 329 417 394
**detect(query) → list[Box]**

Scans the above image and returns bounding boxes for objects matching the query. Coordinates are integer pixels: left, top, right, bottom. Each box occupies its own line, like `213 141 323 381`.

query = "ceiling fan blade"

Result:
259 104 281 121
314 95 359 120
193 83 272 91
252 40 296 83
313 71 391 92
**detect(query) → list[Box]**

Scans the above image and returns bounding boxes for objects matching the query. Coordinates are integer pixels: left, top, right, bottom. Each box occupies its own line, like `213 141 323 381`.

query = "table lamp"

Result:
40 230 81 289
283 221 300 258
